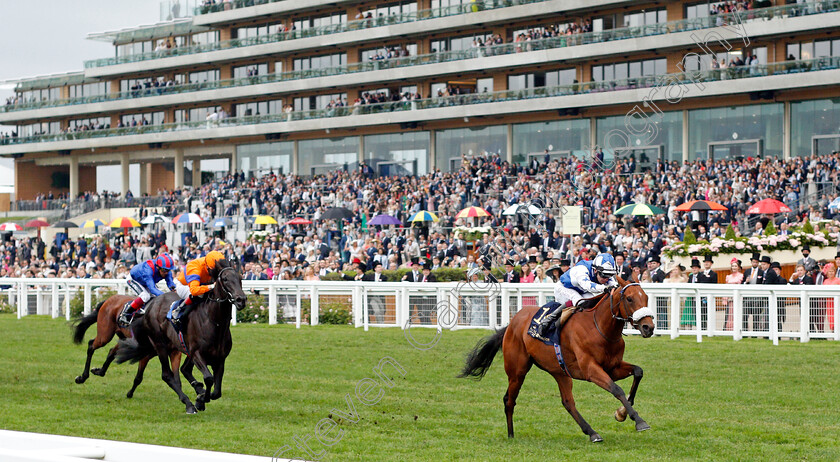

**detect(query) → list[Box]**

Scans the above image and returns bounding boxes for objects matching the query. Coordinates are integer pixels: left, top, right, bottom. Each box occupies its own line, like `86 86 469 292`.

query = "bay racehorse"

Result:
459 278 655 442
115 258 246 414
72 294 182 399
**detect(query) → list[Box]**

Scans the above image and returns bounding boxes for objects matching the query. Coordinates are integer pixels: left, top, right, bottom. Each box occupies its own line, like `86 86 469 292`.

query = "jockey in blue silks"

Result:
118 253 177 327
535 253 620 340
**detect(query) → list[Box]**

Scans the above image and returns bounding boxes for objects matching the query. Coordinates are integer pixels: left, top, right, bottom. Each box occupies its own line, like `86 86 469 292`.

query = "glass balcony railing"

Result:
5 1 837 115
84 0 553 69
3 56 838 148
194 0 286 16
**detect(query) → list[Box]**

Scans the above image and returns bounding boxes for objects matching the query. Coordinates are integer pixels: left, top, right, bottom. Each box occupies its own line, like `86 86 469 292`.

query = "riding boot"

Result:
168 299 187 329
118 302 134 327
537 310 561 338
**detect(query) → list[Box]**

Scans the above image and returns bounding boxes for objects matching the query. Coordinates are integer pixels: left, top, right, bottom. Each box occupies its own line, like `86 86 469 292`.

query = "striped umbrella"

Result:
614 203 666 216
456 206 491 218
0 223 23 232
408 211 439 223
674 200 728 212
109 217 141 228
172 213 204 224
140 214 170 225
80 219 106 229
746 198 792 215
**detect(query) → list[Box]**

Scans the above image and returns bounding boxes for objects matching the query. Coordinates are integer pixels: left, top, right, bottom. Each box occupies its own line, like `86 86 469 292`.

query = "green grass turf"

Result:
0 314 838 461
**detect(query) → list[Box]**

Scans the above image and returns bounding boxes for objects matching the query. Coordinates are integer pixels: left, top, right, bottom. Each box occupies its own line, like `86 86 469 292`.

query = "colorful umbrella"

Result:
456 206 491 218
674 200 728 212
320 207 354 220
368 214 402 226
80 219 106 229
746 198 792 215
26 219 50 228
286 217 312 225
254 215 279 225
172 213 204 224
408 211 439 223
614 203 666 216
0 223 23 232
109 217 141 228
140 214 170 224
502 204 542 216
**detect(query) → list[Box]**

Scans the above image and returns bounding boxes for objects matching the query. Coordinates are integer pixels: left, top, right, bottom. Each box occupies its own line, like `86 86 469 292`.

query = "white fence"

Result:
3 279 839 345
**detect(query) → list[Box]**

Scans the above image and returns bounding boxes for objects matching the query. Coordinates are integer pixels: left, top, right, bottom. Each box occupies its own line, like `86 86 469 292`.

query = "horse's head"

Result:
613 278 655 338
210 259 247 310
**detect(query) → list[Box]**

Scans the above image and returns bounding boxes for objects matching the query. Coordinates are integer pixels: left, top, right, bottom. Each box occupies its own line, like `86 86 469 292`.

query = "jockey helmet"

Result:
154 253 175 272
592 253 617 278
204 251 224 270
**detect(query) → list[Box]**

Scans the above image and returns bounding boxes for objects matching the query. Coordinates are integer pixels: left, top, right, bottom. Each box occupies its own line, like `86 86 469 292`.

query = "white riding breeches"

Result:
173 279 192 299
127 279 152 303
553 286 597 308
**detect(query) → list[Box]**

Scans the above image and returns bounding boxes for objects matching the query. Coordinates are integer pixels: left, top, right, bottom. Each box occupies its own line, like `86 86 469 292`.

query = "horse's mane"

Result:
577 292 607 310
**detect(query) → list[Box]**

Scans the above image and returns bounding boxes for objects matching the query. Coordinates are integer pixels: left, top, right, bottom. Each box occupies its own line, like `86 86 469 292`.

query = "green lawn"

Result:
0 315 838 461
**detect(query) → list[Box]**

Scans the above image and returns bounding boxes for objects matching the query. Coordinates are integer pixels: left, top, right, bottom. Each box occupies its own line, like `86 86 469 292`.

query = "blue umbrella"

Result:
368 214 402 226
210 217 234 228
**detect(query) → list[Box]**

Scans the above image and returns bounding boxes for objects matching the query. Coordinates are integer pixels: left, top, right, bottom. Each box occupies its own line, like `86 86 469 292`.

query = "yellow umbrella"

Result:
253 215 278 225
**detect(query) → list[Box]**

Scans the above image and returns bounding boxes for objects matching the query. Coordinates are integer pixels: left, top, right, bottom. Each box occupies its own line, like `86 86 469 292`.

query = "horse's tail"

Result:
115 338 152 365
458 326 507 380
72 301 104 344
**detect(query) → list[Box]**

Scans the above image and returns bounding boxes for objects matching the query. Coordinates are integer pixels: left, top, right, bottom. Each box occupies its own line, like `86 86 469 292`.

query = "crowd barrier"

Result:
4 279 838 345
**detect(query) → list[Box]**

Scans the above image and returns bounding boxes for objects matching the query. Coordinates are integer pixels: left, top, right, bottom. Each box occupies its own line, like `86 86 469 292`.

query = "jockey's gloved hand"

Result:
206 283 215 291
606 279 619 289
594 284 607 293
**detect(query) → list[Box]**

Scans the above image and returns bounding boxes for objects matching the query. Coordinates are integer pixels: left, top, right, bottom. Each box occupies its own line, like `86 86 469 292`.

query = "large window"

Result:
435 125 507 172
513 119 591 165
509 69 575 90
298 137 359 175
189 69 220 83
120 112 164 126
791 98 840 156
16 122 60 137
596 111 683 165
233 63 269 79
688 104 783 160
360 44 417 61
293 53 346 71
234 100 283 117
362 2 417 18
17 88 60 103
592 58 666 81
623 8 667 27
238 142 294 178
235 22 282 39
365 132 430 176
69 82 109 98
294 13 347 30
69 117 110 131
120 76 167 93
787 39 840 60
431 33 491 52
175 106 221 123
294 93 346 111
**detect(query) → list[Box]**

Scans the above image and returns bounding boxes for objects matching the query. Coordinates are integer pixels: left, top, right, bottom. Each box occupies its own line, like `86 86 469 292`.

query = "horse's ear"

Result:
617 276 628 286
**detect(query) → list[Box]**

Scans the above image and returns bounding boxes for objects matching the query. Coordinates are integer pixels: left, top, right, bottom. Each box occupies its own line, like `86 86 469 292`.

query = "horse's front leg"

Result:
588 366 650 432
180 356 205 397
553 373 603 442
192 351 215 411
609 361 643 422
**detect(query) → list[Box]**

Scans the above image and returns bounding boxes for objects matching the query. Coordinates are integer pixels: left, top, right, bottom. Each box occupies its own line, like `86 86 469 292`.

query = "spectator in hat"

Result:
420 261 436 283
546 264 562 283
696 255 718 284
629 260 643 282
503 260 520 283
767 260 788 331
797 245 817 273
360 261 387 323
648 258 666 283
724 258 744 329
688 258 701 283
762 257 784 285
743 252 764 285
559 259 570 277
664 261 687 283
402 258 423 282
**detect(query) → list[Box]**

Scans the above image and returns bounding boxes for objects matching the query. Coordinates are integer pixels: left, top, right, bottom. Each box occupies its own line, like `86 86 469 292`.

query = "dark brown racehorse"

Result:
116 259 246 414
72 294 183 398
460 278 655 442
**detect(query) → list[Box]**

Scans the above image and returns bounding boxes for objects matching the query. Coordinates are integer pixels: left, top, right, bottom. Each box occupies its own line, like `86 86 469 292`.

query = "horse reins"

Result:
207 266 238 304
593 283 641 343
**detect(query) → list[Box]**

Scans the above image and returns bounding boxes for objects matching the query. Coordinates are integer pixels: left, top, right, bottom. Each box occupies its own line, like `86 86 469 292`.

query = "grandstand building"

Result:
1 0 839 200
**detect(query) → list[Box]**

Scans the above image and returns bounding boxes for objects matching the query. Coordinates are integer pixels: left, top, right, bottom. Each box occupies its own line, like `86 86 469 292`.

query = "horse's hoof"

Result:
210 391 221 401
126 392 134 399
636 421 651 432
615 406 627 422
186 405 197 415
590 434 603 443
195 400 205 412
91 368 105 377
75 376 86 384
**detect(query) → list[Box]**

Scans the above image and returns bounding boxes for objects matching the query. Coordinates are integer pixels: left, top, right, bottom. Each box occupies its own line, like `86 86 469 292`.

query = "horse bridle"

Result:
207 266 238 304
594 283 655 342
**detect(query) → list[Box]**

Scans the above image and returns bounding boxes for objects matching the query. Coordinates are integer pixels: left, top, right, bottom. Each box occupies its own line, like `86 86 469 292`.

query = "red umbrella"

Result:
286 217 313 225
674 200 728 212
26 219 50 228
746 198 792 214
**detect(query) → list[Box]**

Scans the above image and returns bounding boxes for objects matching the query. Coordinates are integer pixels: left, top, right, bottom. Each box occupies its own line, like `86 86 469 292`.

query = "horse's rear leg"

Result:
588 367 650 432
502 344 532 438
553 374 602 442
126 356 149 399
153 344 196 414
610 361 643 422
91 344 119 377
76 333 112 384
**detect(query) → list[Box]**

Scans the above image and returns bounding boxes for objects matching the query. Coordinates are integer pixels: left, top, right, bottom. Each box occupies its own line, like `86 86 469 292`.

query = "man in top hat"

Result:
696 255 718 284
688 258 701 283
360 261 387 323
648 258 666 283
420 260 437 283
764 259 787 331
743 252 764 285
559 259 571 277
402 258 423 282
503 259 520 283
797 245 817 273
